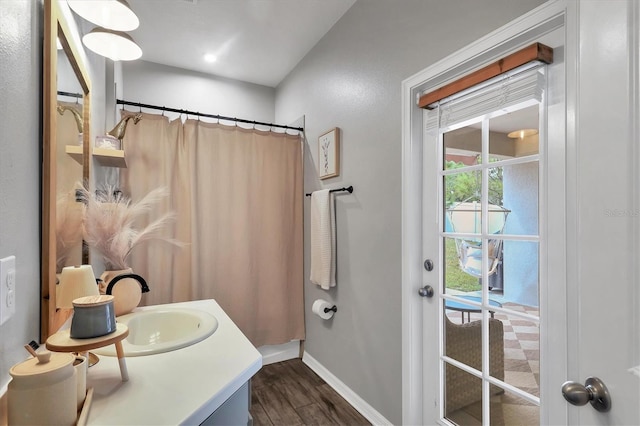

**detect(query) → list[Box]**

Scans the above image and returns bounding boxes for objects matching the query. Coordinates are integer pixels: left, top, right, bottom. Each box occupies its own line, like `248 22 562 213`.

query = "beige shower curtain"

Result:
119 113 191 305
121 114 304 347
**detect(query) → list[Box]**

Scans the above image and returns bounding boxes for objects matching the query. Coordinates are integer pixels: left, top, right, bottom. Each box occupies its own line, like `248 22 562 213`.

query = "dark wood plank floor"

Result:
250 359 371 426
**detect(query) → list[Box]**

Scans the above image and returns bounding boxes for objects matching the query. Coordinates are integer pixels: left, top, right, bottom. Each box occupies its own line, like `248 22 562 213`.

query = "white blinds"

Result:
425 63 545 131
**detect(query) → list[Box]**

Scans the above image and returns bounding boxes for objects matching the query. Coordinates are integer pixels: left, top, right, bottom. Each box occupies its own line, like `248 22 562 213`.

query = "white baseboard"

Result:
302 352 392 426
258 340 300 365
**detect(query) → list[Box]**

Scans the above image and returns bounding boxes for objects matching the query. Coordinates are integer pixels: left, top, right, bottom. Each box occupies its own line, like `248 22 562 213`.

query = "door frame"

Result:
401 1 576 424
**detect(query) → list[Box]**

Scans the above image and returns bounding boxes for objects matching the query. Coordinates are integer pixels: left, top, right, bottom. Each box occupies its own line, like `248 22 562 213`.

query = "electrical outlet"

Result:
0 255 16 325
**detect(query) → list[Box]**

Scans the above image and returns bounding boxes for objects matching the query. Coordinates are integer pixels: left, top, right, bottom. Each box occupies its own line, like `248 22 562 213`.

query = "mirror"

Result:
56 45 84 273
42 0 91 340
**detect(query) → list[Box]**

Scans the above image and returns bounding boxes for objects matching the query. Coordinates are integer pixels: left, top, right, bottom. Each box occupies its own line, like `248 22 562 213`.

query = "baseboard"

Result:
302 352 392 426
258 340 300 365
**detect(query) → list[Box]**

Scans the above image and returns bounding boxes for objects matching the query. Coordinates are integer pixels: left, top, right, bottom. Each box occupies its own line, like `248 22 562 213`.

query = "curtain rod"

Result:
116 99 304 132
58 91 83 99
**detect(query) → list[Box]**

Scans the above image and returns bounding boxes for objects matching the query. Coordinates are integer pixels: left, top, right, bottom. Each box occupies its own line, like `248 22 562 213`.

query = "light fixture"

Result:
507 128 538 139
204 53 217 63
67 0 139 31
83 27 142 61
57 265 100 309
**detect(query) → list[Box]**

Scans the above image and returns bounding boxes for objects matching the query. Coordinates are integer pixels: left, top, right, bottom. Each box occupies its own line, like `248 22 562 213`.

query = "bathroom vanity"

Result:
84 299 261 425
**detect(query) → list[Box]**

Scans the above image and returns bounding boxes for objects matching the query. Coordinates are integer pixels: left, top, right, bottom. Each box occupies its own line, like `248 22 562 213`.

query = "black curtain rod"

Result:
305 186 354 197
58 90 83 99
116 99 304 132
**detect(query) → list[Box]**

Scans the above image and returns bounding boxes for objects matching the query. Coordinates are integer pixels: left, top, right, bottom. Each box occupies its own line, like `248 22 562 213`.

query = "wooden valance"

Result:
418 42 553 109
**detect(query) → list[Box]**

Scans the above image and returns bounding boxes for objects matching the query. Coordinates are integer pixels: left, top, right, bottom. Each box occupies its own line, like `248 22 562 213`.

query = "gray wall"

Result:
0 0 43 390
0 0 107 390
275 0 546 422
121 60 275 124
0 0 545 418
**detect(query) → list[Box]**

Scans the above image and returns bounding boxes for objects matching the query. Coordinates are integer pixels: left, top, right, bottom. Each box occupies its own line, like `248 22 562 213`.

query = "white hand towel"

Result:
310 189 336 289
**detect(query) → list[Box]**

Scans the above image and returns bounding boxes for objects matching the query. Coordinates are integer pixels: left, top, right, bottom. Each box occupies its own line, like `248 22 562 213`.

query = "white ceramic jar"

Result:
8 351 77 425
74 354 87 411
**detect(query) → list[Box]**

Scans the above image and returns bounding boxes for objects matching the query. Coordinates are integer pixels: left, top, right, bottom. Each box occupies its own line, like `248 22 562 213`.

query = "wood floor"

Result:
250 359 371 426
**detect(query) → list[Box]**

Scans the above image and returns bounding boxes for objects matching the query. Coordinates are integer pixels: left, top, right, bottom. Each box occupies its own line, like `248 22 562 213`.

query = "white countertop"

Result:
85 299 262 425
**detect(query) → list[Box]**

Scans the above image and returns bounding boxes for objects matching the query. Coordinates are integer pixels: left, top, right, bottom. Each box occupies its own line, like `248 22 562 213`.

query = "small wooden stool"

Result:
46 323 130 381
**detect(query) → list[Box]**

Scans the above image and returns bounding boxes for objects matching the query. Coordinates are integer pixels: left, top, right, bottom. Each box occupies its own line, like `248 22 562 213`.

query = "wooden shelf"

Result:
93 147 127 168
65 145 83 165
46 323 129 352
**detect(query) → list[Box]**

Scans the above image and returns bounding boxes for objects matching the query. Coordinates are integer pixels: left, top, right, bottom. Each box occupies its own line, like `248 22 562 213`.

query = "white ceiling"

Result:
125 0 356 88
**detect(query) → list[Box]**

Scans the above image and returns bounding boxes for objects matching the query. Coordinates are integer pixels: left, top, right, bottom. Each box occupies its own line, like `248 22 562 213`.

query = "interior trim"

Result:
418 42 553 109
302 352 392 426
401 1 568 423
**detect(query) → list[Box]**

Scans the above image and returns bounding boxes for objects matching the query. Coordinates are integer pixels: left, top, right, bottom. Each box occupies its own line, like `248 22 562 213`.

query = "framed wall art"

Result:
318 127 340 179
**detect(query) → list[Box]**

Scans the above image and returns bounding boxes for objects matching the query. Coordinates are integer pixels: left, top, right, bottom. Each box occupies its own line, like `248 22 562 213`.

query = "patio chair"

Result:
444 315 505 414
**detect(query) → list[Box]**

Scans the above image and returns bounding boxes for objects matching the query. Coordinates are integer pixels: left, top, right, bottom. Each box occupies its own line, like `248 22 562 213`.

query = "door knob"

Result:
561 377 611 412
418 285 434 298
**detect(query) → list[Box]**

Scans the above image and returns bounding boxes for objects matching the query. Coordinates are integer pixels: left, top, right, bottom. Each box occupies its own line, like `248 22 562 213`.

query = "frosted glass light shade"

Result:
67 0 139 31
57 265 100 309
83 28 142 61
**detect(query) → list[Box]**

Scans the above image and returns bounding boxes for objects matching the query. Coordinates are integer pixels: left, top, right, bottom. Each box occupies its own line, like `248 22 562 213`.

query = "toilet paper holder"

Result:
312 299 337 320
324 305 337 314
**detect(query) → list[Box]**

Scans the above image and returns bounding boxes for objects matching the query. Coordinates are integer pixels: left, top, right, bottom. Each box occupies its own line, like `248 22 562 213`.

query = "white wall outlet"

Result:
0 255 16 326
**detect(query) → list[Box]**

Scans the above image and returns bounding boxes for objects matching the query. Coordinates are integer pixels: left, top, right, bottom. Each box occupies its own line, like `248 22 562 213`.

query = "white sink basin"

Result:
93 308 219 357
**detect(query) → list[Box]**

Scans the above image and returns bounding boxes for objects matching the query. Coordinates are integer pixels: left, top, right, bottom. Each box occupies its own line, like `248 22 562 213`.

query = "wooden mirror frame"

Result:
42 0 91 341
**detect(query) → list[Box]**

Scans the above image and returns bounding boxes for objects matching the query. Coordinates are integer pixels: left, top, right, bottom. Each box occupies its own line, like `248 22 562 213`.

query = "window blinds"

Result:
425 63 545 132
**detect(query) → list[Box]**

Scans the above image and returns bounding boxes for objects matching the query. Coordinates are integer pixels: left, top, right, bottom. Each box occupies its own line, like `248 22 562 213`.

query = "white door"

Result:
422 72 550 425
402 1 640 425
565 1 640 424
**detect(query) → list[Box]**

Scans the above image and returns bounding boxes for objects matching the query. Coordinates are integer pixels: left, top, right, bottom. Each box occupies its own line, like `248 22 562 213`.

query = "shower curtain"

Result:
120 113 304 346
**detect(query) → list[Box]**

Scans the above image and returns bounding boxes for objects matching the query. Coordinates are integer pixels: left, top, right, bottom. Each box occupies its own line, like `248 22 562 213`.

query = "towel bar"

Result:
305 186 353 197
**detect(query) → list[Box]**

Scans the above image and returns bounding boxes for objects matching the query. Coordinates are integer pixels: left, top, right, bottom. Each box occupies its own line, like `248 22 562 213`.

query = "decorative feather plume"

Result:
77 184 183 270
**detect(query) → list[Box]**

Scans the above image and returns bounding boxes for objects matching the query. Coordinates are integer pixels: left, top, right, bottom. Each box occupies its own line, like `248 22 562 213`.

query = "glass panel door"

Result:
440 104 542 425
